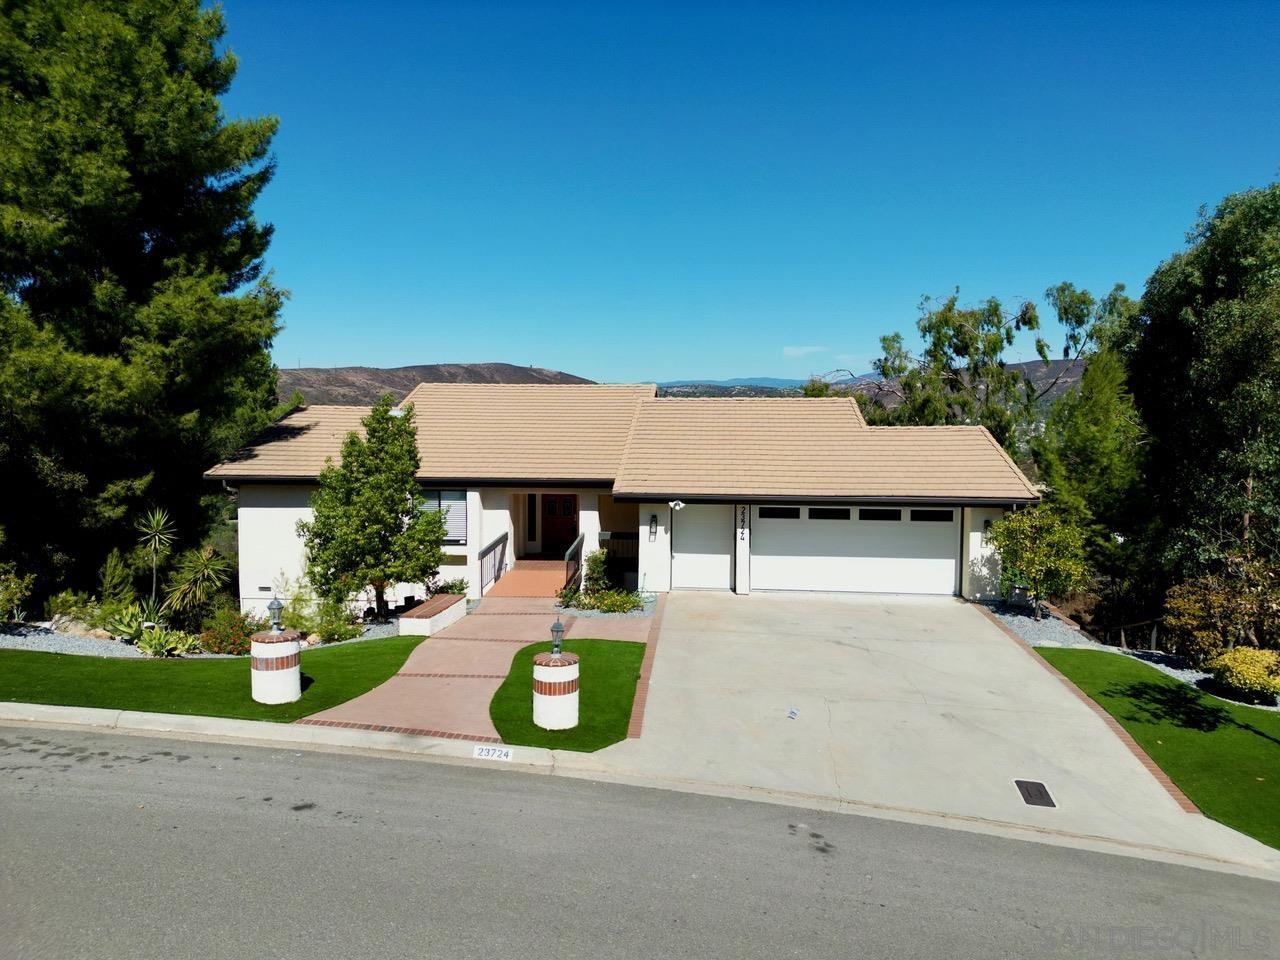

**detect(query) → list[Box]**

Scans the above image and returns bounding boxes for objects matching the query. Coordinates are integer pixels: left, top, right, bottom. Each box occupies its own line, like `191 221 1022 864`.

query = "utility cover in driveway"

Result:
1014 780 1056 807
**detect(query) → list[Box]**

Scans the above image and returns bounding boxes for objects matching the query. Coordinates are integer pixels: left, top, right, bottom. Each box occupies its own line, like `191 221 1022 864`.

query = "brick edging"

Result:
626 594 667 739
295 717 501 743
970 602 1201 815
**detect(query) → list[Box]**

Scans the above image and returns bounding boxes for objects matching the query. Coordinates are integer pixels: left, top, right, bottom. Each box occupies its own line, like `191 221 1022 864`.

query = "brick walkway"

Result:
297 596 656 742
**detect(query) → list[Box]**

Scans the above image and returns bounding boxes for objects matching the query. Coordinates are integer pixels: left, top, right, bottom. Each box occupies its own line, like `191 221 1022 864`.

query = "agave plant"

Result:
135 627 202 658
105 603 146 644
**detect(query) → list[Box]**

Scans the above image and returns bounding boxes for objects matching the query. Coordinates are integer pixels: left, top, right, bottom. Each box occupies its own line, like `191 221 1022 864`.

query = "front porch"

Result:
473 488 640 598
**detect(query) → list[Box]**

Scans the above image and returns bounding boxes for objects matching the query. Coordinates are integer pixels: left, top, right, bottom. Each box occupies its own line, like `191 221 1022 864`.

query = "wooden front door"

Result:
541 494 579 556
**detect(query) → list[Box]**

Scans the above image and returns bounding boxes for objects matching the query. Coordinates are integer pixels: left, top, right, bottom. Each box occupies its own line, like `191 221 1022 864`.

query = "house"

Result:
205 383 1037 614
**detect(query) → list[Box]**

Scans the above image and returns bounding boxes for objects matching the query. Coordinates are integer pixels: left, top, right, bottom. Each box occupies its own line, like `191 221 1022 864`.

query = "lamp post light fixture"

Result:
267 596 284 634
550 617 565 656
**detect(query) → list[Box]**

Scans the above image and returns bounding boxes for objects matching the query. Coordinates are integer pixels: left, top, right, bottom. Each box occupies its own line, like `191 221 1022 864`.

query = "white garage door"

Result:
750 505 958 595
672 504 733 590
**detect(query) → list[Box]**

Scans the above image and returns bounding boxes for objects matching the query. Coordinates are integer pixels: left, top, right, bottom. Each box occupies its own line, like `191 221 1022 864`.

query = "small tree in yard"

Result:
987 506 1090 619
299 397 445 620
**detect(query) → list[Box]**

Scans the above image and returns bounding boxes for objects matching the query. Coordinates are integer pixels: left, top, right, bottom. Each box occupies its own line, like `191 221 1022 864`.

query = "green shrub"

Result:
1205 648 1280 702
135 627 202 658
1164 578 1235 664
583 549 611 593
433 577 469 596
313 597 360 643
0 528 35 621
986 506 1090 619
99 549 135 607
280 582 318 633
560 588 644 614
0 562 35 621
199 603 266 655
46 589 99 624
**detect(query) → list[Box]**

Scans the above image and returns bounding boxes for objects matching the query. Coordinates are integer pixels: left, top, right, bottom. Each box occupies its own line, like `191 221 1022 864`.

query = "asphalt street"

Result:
1 724 1276 960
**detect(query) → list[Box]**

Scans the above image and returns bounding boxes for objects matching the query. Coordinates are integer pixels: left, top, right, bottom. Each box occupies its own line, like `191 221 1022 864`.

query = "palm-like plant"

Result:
136 508 175 605
162 546 231 619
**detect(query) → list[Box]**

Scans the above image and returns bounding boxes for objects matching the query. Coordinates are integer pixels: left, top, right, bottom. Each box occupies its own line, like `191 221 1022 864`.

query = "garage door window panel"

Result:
859 508 902 522
758 506 801 519
808 507 851 520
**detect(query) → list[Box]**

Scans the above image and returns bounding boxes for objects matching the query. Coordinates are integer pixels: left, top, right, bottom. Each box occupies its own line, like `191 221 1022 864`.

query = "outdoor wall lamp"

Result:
649 513 658 540
550 617 565 656
267 595 284 634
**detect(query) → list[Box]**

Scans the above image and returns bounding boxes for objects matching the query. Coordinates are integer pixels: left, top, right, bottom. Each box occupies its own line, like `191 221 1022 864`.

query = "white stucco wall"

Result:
960 506 1006 601
236 484 315 616
236 483 484 612
637 502 672 593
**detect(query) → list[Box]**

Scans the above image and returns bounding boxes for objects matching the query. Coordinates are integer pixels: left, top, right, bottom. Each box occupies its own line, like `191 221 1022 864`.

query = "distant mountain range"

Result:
659 377 810 389
277 358 1086 407
277 362 592 405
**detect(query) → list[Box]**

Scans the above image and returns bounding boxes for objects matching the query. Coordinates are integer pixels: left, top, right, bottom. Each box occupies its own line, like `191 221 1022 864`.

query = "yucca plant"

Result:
163 546 231 621
136 508 175 605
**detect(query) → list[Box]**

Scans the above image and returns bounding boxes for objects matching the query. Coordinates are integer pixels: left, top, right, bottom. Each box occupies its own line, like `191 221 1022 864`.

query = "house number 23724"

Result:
738 506 748 540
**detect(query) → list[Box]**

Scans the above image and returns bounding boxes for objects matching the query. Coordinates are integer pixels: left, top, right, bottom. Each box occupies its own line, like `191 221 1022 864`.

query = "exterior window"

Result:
758 506 801 519
526 493 537 541
423 489 468 543
808 507 850 520
859 508 901 521
910 509 954 523
547 499 557 517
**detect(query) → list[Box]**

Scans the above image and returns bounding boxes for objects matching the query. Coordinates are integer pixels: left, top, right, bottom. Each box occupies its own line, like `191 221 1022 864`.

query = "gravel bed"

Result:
987 604 1280 712
554 593 657 619
989 605 1101 649
0 624 147 659
355 621 398 640
1 618 402 659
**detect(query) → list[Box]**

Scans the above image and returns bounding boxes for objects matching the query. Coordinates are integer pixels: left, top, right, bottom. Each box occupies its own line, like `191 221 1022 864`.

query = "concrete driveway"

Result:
560 592 1280 874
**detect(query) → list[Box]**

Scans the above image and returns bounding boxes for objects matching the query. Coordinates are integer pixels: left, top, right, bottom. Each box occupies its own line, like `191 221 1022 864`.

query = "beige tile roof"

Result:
206 386 1037 502
611 398 1038 502
401 382 656 481
205 405 372 480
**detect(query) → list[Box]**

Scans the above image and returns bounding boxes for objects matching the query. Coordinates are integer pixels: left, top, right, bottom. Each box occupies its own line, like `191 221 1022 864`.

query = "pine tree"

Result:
0 0 283 594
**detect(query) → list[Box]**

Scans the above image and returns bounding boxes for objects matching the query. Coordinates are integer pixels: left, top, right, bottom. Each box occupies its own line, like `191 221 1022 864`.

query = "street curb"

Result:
0 701 555 770
4 697 1277 881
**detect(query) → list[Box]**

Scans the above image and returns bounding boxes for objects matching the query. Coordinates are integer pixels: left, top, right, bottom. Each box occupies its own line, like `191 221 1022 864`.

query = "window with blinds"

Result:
423 490 467 543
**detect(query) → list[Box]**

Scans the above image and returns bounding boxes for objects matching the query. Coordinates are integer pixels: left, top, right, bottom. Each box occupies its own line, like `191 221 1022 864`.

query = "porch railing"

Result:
479 532 508 596
564 532 586 592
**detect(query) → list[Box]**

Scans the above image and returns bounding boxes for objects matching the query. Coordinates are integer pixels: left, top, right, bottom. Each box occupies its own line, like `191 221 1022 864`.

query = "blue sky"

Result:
219 1 1280 383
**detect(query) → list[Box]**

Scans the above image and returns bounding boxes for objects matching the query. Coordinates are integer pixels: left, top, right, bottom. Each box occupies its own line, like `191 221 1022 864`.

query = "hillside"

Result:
277 362 594 405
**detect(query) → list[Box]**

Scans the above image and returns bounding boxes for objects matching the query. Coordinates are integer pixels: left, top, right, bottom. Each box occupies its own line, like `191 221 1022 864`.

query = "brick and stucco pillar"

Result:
532 651 579 730
250 629 302 704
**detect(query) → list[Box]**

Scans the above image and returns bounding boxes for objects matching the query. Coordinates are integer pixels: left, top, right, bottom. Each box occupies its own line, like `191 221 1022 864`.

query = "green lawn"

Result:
1039 648 1280 849
0 635 422 723
490 639 645 752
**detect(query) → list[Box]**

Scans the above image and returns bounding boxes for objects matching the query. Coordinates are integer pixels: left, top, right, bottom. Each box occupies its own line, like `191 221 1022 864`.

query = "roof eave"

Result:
610 491 1040 505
